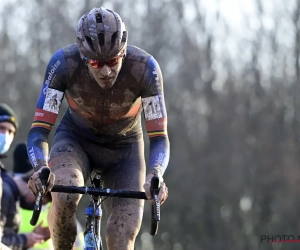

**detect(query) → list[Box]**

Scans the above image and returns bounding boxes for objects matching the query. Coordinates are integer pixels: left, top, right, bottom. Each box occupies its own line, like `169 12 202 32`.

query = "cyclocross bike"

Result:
30 168 161 250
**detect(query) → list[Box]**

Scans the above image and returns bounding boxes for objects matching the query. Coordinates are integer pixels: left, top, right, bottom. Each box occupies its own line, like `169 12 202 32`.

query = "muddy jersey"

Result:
27 44 170 173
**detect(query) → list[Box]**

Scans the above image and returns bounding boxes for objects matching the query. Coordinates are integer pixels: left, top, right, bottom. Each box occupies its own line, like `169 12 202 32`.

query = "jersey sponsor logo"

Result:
43 88 64 114
152 69 159 86
43 60 61 94
34 108 57 124
28 147 38 168
45 60 61 85
142 95 163 121
35 111 44 117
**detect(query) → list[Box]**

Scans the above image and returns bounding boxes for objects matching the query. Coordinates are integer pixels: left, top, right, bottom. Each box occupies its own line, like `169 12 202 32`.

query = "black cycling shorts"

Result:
49 125 146 217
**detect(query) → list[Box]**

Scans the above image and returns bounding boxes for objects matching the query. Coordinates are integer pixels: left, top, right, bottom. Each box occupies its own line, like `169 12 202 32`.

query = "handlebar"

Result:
150 176 160 235
51 185 147 199
30 168 161 236
30 168 50 226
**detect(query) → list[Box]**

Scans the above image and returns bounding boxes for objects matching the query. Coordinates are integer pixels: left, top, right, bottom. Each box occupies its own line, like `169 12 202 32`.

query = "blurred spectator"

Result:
13 143 32 176
1 170 46 249
0 103 18 250
12 143 36 210
1 243 12 250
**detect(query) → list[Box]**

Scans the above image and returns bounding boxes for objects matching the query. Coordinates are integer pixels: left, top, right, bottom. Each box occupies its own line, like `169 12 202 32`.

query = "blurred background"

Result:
1 0 300 249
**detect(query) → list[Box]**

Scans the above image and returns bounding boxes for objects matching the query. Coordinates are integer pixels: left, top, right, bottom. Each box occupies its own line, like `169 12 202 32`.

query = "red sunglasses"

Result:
88 56 122 69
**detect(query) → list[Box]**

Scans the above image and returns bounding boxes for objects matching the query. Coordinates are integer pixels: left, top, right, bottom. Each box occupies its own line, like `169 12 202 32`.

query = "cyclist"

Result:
27 6 170 250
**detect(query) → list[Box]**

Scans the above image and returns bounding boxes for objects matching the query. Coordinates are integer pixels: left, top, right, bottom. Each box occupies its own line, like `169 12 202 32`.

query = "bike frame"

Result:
30 168 160 250
83 173 103 250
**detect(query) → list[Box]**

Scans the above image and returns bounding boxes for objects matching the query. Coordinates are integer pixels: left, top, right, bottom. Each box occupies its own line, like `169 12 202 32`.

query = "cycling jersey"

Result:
27 44 169 174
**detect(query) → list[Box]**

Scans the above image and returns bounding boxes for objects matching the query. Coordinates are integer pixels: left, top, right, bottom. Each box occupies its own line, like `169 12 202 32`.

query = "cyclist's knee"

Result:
51 191 81 213
106 204 143 240
50 167 84 213
106 219 142 241
50 156 84 184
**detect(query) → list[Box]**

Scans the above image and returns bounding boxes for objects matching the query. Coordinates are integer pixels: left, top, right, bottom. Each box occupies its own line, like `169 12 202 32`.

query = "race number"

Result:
142 95 163 121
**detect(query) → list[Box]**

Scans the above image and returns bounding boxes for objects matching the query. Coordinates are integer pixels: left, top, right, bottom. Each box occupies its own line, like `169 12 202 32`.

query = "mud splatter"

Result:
57 145 75 153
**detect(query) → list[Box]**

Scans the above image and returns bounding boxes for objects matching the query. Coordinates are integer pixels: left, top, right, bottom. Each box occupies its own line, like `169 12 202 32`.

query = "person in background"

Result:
12 143 84 250
12 143 32 177
1 169 47 250
0 103 18 250
0 104 47 250
12 143 53 250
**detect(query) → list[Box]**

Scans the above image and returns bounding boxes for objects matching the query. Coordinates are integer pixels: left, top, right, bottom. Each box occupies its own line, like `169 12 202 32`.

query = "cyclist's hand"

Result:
27 166 55 195
143 174 168 205
24 232 45 248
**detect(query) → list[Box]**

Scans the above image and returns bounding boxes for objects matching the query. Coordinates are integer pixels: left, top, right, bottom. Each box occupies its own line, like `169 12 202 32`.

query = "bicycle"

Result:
30 168 161 250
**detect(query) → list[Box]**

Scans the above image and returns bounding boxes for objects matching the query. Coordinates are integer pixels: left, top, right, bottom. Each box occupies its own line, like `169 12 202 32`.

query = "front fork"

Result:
83 203 103 250
84 174 103 250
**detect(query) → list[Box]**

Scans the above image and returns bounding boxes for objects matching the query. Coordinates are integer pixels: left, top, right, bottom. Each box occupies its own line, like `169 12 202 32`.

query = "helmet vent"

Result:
85 36 95 52
96 13 102 23
111 32 118 49
98 33 105 46
121 31 127 43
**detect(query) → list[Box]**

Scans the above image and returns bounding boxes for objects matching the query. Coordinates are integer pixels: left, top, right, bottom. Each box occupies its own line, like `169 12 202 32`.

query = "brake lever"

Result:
30 168 50 226
150 176 160 235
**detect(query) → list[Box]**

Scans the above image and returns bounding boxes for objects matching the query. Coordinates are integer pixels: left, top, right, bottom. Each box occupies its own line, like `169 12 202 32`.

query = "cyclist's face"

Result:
87 56 123 90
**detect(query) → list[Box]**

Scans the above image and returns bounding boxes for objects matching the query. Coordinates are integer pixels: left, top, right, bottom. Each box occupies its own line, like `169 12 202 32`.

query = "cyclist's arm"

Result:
27 49 68 171
141 56 170 176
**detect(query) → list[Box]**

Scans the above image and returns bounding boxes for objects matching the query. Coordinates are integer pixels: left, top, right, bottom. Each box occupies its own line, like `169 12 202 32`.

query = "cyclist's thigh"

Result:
99 137 146 219
49 129 91 184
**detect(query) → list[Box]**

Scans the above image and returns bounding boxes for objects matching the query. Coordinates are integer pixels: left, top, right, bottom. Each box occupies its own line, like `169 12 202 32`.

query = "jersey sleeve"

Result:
27 49 67 170
141 56 170 175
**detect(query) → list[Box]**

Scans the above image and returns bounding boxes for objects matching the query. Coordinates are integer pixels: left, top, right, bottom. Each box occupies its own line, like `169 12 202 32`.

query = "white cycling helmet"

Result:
76 7 127 60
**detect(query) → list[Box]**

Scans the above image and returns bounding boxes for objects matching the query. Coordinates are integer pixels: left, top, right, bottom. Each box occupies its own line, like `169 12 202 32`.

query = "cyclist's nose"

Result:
100 65 112 76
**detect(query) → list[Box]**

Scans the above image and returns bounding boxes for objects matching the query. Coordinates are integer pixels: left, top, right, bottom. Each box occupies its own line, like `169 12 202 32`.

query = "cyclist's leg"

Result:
96 137 146 250
47 130 91 250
